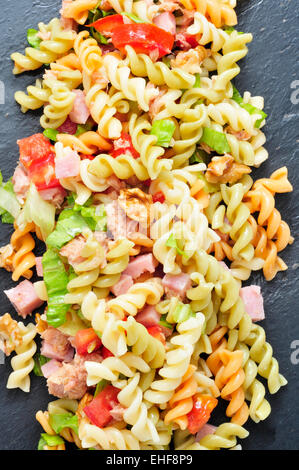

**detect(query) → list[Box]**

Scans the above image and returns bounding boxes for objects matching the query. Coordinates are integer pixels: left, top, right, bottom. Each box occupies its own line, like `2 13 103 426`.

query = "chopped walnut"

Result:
170 46 209 74
0 313 23 356
0 244 14 272
118 188 153 227
205 155 251 184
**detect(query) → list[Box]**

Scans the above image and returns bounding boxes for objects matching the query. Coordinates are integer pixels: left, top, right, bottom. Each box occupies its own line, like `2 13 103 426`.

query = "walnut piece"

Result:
205 155 251 184
118 188 153 227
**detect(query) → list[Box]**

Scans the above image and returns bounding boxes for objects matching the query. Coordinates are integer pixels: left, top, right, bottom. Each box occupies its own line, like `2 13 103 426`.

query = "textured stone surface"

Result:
0 0 298 450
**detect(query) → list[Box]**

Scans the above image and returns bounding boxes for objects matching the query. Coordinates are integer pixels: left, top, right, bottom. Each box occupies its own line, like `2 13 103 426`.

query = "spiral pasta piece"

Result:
7 322 37 392
102 54 159 112
144 313 205 405
10 223 36 282
107 0 159 21
124 46 195 89
57 131 112 154
180 0 237 27
89 152 149 181
62 0 98 25
177 423 249 450
187 12 228 51
11 18 76 74
79 418 141 450
74 30 102 76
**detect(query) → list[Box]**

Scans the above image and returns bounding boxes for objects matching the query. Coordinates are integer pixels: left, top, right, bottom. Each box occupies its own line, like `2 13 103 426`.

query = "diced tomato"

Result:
147 325 166 346
18 133 54 169
28 154 61 190
111 132 139 159
143 179 152 187
101 346 114 359
112 24 174 59
152 191 165 203
88 14 124 36
75 328 102 356
83 385 119 428
187 395 218 434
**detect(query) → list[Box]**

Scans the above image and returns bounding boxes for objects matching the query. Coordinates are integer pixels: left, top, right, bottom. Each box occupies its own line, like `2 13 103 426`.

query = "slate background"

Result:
0 0 298 451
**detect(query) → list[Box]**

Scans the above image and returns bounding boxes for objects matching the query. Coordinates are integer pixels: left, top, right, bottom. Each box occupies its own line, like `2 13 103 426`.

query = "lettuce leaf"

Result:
17 183 55 240
232 85 267 128
43 129 59 142
166 233 186 256
38 433 64 450
0 172 21 223
27 28 42 49
49 413 79 435
150 119 176 147
33 354 50 377
42 249 70 327
46 209 90 250
200 128 231 154
94 379 108 397
172 302 195 323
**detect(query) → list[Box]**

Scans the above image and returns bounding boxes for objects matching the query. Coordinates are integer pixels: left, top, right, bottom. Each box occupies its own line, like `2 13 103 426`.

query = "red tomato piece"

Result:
147 325 166 346
101 346 114 359
75 328 102 356
18 133 54 169
187 395 218 434
80 153 96 160
88 14 124 36
83 385 119 428
111 132 139 159
28 154 61 190
112 24 174 59
152 191 165 203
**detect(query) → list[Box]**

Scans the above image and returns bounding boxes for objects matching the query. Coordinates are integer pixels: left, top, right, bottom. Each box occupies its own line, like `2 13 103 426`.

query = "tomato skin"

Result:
112 24 174 59
152 191 165 203
28 154 61 190
18 133 54 169
147 325 166 346
111 132 139 159
89 14 124 36
83 385 119 428
101 346 114 359
75 329 102 356
187 395 218 434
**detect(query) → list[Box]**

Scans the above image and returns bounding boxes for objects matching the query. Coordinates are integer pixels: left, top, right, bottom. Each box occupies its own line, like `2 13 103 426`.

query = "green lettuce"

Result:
232 85 267 128
43 129 59 142
38 433 64 450
150 119 176 147
0 172 21 224
17 183 55 240
94 379 108 397
33 354 50 377
49 413 79 435
200 128 231 154
166 233 186 256
171 302 195 323
27 28 42 49
42 249 70 327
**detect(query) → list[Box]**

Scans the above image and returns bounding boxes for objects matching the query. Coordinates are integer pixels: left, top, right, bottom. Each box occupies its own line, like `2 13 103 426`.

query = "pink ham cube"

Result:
4 280 44 318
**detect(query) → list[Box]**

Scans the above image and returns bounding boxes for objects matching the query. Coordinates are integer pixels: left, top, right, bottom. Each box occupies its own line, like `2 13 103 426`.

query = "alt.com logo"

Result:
290 340 299 365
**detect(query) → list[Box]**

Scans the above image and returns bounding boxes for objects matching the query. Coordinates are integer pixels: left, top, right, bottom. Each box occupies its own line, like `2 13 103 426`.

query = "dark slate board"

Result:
0 0 298 451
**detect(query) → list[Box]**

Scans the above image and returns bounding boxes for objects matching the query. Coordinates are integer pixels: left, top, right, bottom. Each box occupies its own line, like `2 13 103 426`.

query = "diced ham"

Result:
240 285 265 322
153 12 176 35
57 116 78 135
69 90 90 125
36 31 51 41
111 274 133 296
38 186 67 208
195 424 217 442
41 359 62 379
4 280 44 318
41 326 74 362
60 236 86 266
60 0 78 31
12 165 30 203
123 254 157 280
162 273 191 300
47 352 102 399
135 305 160 327
55 147 80 179
35 257 43 277
106 200 138 240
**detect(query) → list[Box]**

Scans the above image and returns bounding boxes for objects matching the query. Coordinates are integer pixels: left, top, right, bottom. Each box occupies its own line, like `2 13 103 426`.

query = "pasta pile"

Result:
0 0 293 451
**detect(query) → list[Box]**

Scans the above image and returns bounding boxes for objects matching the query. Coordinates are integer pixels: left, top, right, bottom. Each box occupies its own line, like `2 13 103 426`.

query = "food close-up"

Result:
0 0 298 451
